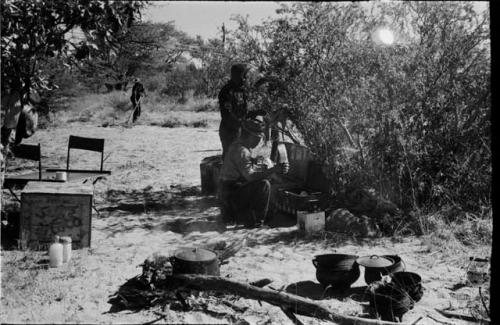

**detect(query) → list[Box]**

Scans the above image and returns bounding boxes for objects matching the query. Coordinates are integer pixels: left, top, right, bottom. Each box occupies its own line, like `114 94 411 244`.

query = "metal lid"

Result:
356 255 394 268
174 247 217 262
60 236 72 243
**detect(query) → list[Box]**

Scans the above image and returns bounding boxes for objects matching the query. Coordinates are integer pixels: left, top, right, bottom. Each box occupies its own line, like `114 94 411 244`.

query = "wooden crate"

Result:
20 181 93 250
200 155 222 195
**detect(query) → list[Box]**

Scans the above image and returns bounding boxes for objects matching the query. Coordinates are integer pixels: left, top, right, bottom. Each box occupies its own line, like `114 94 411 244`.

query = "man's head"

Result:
240 119 265 148
230 63 250 87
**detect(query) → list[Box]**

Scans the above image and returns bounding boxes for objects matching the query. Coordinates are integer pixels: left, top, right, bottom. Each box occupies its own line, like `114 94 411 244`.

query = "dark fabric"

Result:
220 179 271 227
219 124 238 160
130 82 144 123
132 103 141 122
130 82 145 102
1 127 12 146
218 81 247 133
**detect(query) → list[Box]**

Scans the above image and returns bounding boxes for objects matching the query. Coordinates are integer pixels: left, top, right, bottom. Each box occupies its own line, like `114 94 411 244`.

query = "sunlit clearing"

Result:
378 28 394 45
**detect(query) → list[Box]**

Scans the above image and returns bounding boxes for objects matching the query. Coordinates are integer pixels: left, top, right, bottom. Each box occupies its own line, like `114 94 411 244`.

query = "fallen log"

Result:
158 273 412 325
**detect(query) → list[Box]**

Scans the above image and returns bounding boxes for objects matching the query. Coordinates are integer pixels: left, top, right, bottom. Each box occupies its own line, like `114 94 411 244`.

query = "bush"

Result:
106 91 131 112
225 2 490 225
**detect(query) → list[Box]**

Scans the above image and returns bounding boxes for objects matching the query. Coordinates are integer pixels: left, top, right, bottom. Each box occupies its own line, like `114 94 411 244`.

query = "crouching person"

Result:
219 119 289 228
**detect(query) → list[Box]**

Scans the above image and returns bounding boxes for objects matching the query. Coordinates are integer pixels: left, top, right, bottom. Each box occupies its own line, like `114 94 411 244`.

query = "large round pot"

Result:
312 254 360 289
370 282 414 322
357 255 395 285
170 247 220 275
390 272 423 302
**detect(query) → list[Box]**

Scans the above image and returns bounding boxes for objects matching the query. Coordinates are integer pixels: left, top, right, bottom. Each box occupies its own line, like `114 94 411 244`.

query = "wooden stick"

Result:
159 273 412 325
426 314 454 325
435 309 490 324
410 316 423 325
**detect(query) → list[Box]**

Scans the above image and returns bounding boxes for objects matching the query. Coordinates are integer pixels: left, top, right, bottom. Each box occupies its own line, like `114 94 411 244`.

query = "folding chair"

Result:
3 143 42 201
67 135 106 172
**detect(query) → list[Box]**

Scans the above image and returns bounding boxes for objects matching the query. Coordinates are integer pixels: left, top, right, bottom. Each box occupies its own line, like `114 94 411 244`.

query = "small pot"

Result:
390 272 423 302
357 255 395 285
170 247 220 275
312 254 360 289
382 255 405 274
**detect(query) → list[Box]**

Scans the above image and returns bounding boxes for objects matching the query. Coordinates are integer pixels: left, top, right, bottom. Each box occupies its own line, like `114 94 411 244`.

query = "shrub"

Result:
225 2 490 225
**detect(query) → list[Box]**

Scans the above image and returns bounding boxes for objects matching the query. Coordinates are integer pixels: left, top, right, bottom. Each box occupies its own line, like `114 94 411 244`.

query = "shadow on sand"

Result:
285 281 372 302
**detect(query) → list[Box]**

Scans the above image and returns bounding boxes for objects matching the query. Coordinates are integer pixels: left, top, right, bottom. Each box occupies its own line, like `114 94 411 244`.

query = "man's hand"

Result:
271 162 289 175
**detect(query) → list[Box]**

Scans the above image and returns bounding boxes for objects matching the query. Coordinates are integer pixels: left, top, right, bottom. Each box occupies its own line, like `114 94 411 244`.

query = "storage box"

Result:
200 155 222 195
20 181 93 250
297 210 325 236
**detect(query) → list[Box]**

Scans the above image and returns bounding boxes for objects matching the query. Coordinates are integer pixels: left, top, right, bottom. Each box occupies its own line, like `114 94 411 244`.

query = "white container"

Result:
49 235 63 267
297 211 325 236
56 171 67 181
60 236 72 263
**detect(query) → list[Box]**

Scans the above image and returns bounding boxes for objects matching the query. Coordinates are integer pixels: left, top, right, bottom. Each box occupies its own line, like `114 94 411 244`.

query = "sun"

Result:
377 28 395 45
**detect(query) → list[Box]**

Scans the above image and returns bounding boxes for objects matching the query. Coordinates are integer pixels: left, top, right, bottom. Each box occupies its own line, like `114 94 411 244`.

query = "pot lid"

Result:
356 255 394 268
174 247 217 262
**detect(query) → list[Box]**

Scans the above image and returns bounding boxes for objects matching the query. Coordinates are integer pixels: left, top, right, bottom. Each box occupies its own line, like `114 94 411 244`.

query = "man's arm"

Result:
237 147 288 182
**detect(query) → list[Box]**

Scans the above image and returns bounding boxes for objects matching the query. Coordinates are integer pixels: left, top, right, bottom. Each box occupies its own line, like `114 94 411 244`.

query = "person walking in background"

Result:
219 119 289 228
130 78 145 123
218 63 265 159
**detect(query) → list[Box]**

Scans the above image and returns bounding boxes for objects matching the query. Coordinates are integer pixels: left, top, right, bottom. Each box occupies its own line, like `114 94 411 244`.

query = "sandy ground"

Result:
1 118 491 324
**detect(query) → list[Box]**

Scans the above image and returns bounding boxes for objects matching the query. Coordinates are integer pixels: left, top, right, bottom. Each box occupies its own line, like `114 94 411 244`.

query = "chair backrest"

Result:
67 135 105 171
11 143 42 179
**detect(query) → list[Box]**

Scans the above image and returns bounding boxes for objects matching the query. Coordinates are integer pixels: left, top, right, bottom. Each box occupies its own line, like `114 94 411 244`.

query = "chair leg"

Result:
8 188 21 203
93 205 100 217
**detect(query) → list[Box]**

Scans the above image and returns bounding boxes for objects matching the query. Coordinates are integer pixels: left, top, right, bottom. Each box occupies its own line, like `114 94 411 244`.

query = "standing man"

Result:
130 78 145 123
219 119 289 228
218 63 265 159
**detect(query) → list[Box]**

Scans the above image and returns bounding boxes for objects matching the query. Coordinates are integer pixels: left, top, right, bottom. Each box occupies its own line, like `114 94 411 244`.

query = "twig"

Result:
435 308 490 324
281 306 305 325
143 314 166 325
478 287 490 318
426 314 454 325
410 316 423 325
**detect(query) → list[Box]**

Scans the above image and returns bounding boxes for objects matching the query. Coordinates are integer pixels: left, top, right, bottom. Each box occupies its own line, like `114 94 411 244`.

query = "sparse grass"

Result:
49 90 219 129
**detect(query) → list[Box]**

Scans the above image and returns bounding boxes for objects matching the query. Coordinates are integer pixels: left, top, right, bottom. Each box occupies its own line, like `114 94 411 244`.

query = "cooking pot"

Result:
370 282 414 322
357 255 395 285
390 271 423 302
312 254 360 289
382 255 405 273
170 247 220 275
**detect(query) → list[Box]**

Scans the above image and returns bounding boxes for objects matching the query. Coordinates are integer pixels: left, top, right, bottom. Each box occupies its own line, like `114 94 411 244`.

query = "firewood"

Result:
157 273 413 325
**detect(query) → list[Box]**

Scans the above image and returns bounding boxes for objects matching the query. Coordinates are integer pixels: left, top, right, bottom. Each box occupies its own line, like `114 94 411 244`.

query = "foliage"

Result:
222 2 490 223
1 0 145 102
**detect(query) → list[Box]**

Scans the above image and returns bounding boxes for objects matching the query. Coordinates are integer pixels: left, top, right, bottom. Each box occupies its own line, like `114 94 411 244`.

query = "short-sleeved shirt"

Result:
219 139 256 182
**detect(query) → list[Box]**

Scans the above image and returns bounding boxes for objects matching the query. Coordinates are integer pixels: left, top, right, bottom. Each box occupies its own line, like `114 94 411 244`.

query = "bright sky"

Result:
142 1 283 40
142 1 489 41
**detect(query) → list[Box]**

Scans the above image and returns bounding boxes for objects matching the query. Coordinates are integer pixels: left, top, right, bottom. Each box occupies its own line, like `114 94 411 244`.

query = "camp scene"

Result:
0 1 493 324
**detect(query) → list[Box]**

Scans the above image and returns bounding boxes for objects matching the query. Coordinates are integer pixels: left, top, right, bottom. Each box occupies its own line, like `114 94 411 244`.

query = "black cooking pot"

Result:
312 254 360 289
370 282 414 322
170 247 220 275
383 255 405 273
357 255 395 285
391 271 423 302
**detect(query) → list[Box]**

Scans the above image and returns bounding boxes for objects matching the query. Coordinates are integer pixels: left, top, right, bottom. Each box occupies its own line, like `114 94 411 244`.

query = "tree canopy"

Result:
1 0 146 101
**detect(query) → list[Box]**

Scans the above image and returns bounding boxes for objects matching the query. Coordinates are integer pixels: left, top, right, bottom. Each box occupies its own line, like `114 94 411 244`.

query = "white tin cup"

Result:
56 171 67 182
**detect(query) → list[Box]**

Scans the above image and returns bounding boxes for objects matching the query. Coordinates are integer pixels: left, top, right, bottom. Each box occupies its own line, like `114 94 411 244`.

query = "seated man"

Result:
219 119 289 228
